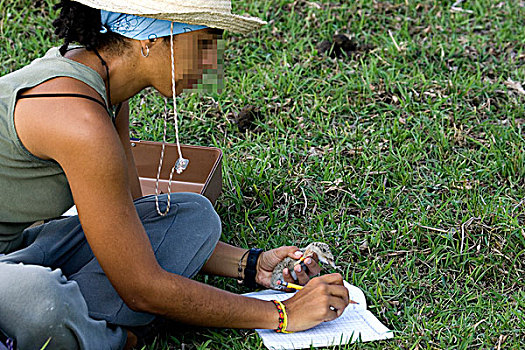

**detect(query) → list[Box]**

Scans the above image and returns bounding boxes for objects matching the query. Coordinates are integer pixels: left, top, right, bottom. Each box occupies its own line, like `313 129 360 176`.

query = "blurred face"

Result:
151 28 224 96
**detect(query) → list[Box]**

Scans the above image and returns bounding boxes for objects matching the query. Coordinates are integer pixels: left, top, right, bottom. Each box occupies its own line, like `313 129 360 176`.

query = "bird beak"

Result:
319 256 337 269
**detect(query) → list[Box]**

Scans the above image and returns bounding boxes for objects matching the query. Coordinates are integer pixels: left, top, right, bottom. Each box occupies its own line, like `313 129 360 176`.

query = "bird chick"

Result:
270 242 337 290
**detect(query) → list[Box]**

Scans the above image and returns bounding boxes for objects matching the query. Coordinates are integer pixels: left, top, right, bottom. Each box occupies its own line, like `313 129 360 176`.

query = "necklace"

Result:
92 49 116 121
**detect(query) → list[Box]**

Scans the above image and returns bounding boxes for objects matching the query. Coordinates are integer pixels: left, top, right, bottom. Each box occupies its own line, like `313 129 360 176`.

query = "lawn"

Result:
1 0 524 348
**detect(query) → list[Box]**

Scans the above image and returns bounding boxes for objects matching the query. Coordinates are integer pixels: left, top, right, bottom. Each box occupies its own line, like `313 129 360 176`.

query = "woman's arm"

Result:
14 81 349 331
200 241 246 278
201 242 322 287
15 93 280 328
114 101 143 199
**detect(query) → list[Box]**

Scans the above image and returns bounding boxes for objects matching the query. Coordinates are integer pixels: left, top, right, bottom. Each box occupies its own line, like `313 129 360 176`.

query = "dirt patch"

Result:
316 34 373 59
230 105 263 133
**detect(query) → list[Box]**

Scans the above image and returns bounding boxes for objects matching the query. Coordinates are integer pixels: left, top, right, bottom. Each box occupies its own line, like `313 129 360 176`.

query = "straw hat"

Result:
72 0 267 34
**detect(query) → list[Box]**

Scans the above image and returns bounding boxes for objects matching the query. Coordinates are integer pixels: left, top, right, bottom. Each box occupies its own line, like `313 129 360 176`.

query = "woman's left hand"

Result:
255 246 321 288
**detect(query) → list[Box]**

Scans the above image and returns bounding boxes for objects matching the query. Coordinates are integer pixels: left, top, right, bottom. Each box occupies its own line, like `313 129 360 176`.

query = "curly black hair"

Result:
53 0 130 56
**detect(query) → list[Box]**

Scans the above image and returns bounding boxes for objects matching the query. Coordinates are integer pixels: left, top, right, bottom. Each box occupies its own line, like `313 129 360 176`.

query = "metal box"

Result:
130 140 223 204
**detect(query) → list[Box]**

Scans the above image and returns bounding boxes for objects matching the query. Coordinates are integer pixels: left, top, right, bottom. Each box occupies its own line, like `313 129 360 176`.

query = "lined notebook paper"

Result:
244 281 393 349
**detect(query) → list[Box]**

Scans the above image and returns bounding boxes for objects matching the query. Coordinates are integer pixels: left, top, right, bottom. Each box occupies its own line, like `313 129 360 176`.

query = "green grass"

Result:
2 0 524 348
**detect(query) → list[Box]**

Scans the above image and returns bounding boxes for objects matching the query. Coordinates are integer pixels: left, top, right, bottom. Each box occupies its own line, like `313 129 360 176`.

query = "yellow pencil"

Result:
278 280 303 290
278 280 359 304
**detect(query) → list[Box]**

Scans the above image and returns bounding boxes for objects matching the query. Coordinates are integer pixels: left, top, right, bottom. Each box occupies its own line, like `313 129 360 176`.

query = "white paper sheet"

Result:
244 281 394 349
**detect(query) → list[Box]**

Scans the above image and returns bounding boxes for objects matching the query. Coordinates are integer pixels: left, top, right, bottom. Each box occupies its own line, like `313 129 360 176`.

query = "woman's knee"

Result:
148 193 221 276
187 193 221 242
0 264 80 349
166 192 221 244
0 263 66 314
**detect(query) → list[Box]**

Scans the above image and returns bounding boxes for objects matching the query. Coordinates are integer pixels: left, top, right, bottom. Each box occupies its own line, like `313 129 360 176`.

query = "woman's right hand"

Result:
282 273 349 332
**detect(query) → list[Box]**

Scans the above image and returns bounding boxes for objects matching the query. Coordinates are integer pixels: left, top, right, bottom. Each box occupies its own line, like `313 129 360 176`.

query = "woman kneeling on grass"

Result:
0 0 349 348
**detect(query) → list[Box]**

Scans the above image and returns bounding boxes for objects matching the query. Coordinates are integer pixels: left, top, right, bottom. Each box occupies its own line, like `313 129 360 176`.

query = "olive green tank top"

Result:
0 47 110 245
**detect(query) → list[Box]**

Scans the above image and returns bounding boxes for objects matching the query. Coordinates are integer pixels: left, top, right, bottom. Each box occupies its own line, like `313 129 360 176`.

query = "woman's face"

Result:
150 28 223 96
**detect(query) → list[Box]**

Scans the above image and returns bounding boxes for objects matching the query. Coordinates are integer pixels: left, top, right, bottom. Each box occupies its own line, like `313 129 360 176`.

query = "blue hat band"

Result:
100 10 207 40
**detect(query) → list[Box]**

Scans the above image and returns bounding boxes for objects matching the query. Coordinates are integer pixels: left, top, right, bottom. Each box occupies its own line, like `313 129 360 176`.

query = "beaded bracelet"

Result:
271 300 292 333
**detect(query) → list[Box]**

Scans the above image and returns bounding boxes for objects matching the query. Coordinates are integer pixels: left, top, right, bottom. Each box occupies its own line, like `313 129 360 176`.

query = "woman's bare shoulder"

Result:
14 76 116 161
19 75 106 102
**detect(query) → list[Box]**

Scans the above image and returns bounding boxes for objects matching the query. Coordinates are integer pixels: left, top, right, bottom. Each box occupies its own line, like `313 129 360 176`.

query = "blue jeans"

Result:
0 193 221 350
